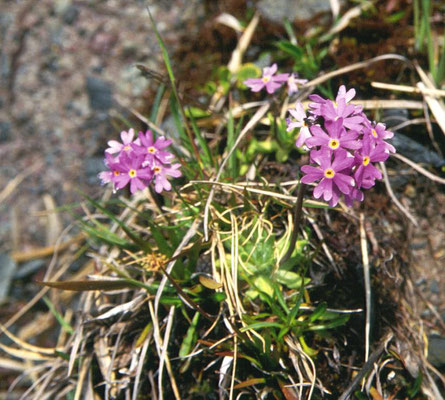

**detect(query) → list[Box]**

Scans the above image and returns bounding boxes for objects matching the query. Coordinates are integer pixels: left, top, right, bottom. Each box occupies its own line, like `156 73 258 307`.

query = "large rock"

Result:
257 0 344 23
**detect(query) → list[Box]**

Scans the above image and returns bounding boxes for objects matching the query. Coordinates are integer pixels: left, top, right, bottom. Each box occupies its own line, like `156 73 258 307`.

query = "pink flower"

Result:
98 153 120 186
353 137 389 188
301 149 355 206
132 130 174 166
106 129 140 155
364 122 395 153
153 163 182 193
309 85 362 120
306 118 361 152
112 152 153 194
243 64 289 94
286 102 312 148
287 74 308 95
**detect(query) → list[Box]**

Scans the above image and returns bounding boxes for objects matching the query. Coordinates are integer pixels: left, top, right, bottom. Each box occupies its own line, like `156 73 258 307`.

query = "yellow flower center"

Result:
329 139 340 149
148 146 156 154
123 145 131 151
324 168 335 179
371 129 378 138
113 171 120 176
129 169 137 178
154 166 162 174
262 76 270 83
363 156 370 166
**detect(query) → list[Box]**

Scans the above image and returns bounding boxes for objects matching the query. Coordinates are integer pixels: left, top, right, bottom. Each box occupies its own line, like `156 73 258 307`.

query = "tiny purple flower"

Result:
287 102 312 148
112 152 153 194
243 64 289 94
152 163 182 193
287 74 308 95
353 138 389 187
132 130 174 166
309 85 362 119
320 99 365 131
306 118 361 152
301 149 355 206
365 122 395 153
98 153 121 186
106 128 140 155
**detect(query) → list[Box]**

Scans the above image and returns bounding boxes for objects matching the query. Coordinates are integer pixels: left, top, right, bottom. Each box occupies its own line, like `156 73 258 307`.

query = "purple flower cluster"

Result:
243 64 307 96
99 129 181 194
287 86 395 207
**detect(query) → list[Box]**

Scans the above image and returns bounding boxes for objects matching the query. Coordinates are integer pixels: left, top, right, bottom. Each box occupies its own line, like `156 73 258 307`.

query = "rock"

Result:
428 335 445 368
257 0 343 23
430 279 440 295
390 133 445 168
0 254 17 303
14 259 46 279
85 156 105 185
0 121 11 143
62 5 79 25
86 76 114 112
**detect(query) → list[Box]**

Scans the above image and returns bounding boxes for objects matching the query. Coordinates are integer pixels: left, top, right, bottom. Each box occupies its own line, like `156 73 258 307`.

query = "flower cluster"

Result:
287 86 395 207
99 129 181 194
243 63 307 96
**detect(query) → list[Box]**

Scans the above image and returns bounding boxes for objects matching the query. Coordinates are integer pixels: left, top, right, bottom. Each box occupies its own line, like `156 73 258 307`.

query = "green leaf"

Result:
42 296 74 334
236 63 261 88
150 84 166 122
309 302 327 322
179 312 200 357
253 275 274 297
384 10 406 23
308 314 349 331
240 321 283 332
81 193 150 252
188 110 214 168
276 40 303 59
185 107 211 119
275 270 310 289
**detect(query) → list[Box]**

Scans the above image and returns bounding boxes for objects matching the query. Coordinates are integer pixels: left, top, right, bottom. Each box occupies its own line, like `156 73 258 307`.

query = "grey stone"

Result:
0 254 17 303
62 5 79 25
15 259 46 279
85 156 105 185
257 0 341 23
428 335 445 368
0 121 11 143
86 76 114 112
390 133 445 168
430 279 440 295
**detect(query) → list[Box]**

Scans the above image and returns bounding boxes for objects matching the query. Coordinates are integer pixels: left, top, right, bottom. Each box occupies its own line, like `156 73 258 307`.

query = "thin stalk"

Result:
280 183 306 267
145 5 203 168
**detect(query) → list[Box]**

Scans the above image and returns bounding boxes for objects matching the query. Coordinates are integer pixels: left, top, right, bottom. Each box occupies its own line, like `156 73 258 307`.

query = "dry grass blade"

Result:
132 333 151 400
10 233 85 263
338 333 393 400
322 1 372 39
37 278 138 291
203 102 270 240
0 161 43 204
0 343 54 361
0 357 27 372
305 54 409 88
0 323 60 356
359 213 371 364
227 12 259 74
192 180 327 207
371 81 445 97
380 162 419 226
392 153 445 185
415 63 445 135
74 355 92 400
